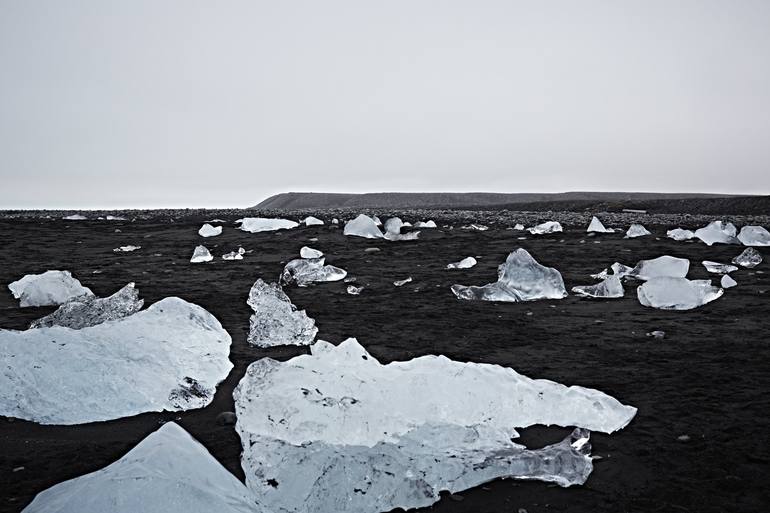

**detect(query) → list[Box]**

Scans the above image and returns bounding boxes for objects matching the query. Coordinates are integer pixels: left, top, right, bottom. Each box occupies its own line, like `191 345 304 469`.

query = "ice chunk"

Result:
625 224 651 238
222 248 245 260
383 217 421 241
302 216 325 226
721 275 737 289
590 268 609 280
8 271 94 307
190 245 213 263
732 247 762 268
451 248 567 302
0 297 232 424
21 422 262 513
414 220 437 228
346 285 363 295
637 277 723 310
30 283 143 330
571 276 624 298
373 215 382 226
694 220 740 246
62 214 86 220
393 277 413 286
446 257 477 269
233 339 636 513
246 279 317 347
281 257 347 287
198 223 223 237
331 218 339 224
702 260 738 274
113 245 141 252
300 246 323 259
463 223 489 231
105 215 126 221
513 223 525 230
611 262 634 278
239 217 299 233
667 228 695 241
737 225 770 246
629 255 689 281
587 216 614 233
344 214 385 238
528 221 563 234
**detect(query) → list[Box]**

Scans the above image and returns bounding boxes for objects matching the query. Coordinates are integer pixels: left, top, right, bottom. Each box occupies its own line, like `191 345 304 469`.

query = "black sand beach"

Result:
1 211 769 513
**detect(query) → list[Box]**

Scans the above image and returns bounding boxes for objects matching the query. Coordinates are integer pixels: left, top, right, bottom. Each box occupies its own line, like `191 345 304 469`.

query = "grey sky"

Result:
1 1 768 208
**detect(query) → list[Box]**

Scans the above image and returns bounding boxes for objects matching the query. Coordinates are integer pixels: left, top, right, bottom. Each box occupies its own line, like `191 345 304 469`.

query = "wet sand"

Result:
1 213 768 512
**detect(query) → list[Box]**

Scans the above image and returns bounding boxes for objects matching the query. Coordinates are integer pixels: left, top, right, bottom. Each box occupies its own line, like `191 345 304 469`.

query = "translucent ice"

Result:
447 257 477 269
246 279 317 347
393 277 413 286
198 223 223 237
281 257 347 287
414 220 437 228
721 275 737 288
347 285 363 295
239 217 299 233
344 214 385 238
667 228 695 241
30 283 144 330
222 247 246 260
702 261 738 274
190 245 213 263
451 248 567 302
571 276 624 298
737 225 770 246
694 220 740 246
384 217 421 241
513 223 525 230
62 214 86 220
8 271 93 307
233 339 636 513
625 224 651 238
528 221 563 234
587 216 614 233
463 223 489 231
629 255 689 281
302 216 325 226
21 422 262 513
300 246 323 259
637 277 723 310
0 297 232 424
732 247 762 268
113 245 141 252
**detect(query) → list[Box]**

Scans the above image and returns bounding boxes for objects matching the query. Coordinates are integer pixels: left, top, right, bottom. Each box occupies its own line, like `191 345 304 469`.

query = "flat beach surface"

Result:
1 211 768 512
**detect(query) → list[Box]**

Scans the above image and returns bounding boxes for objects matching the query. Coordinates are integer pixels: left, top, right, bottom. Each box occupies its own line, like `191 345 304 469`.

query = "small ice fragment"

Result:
629 256 689 281
463 223 489 231
702 261 738 274
571 276 624 298
344 215 385 238
625 224 651 238
302 216 325 226
446 257 477 269
721 275 737 288
246 279 317 347
667 228 695 241
300 246 323 259
528 221 563 234
637 277 723 310
62 214 87 220
239 218 299 233
394 277 413 287
732 247 762 268
281 258 347 287
222 249 244 260
30 283 144 330
8 271 94 307
587 216 614 233
646 330 666 339
414 220 437 228
190 245 213 263
694 220 740 246
113 245 141 252
737 225 770 246
513 223 525 231
347 285 363 295
198 224 223 237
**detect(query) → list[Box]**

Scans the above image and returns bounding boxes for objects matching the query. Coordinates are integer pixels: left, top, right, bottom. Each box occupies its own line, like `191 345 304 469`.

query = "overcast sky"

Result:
1 1 768 208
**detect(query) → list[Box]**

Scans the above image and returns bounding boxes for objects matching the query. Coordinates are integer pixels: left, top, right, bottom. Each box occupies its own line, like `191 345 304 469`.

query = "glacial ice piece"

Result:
667 228 696 241
21 422 262 513
637 277 723 310
246 279 317 347
694 220 740 246
590 268 609 280
0 297 232 424
463 223 489 231
8 271 94 307
446 257 477 269
611 262 634 278
190 245 213 263
513 223 525 230
451 248 567 302
105 215 126 221
62 214 86 220
233 338 636 513
393 277 413 287
702 261 738 274
384 217 404 234
373 215 383 226
625 224 651 238
344 215 385 238
528 221 563 234
571 276 624 298
300 246 323 259
737 225 770 246
30 283 144 330
113 245 141 252
721 275 737 289
331 218 339 224
222 248 246 260
383 217 421 241
302 216 325 226
414 220 437 228
732 247 763 268
239 217 299 233
346 285 363 295
628 255 689 281
198 223 223 237
281 258 347 287
587 216 614 233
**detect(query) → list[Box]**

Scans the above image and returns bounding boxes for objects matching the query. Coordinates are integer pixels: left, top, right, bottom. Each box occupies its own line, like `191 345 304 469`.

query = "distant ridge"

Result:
255 191 741 210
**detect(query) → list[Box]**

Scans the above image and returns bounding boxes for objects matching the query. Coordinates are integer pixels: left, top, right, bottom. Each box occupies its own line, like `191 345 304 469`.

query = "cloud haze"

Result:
1 0 769 208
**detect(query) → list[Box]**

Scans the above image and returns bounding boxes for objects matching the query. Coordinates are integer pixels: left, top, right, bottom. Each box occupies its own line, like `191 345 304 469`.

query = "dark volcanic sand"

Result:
1 213 769 513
